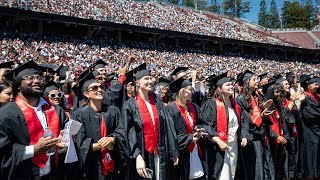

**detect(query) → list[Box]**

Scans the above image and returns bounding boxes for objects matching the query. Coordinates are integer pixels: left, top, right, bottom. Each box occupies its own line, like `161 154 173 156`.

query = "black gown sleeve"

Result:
75 111 93 170
122 99 142 159
200 99 218 138
167 104 193 151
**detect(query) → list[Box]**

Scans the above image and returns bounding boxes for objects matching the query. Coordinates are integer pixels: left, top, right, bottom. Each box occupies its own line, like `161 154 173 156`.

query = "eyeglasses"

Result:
88 85 104 92
48 92 62 99
21 75 45 82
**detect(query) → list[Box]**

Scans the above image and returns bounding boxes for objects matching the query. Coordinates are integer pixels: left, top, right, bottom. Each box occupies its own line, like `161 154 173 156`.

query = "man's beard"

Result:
20 86 44 98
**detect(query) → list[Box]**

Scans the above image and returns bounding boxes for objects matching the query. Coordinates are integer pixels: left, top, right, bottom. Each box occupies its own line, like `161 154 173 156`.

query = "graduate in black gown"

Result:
235 70 275 180
0 60 68 179
167 77 207 180
299 75 320 179
201 72 249 180
74 72 128 180
263 83 290 179
122 68 179 180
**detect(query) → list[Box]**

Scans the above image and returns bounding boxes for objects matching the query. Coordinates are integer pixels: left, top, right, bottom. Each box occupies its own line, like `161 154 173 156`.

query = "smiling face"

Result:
220 81 234 97
282 80 290 92
83 82 105 101
160 85 169 98
48 89 61 106
19 74 45 98
137 75 153 93
307 82 319 93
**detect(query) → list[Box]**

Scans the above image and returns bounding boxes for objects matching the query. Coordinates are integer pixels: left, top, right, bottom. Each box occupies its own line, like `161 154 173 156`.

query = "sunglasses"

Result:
48 92 62 98
88 85 104 92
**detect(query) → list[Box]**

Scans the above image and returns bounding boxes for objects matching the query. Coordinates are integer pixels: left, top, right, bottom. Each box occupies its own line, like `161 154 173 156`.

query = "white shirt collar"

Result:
35 97 48 110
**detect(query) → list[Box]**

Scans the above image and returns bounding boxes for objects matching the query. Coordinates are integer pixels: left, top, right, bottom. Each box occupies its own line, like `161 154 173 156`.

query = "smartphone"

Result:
145 168 153 179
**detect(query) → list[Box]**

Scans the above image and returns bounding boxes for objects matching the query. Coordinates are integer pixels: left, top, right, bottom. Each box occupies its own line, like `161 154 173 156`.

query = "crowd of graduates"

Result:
0 56 319 180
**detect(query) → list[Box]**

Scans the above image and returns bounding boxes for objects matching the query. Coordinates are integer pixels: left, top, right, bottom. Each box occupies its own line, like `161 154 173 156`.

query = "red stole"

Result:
15 96 60 168
136 94 159 154
100 115 114 175
175 102 197 152
269 110 283 143
216 98 241 143
250 97 262 127
283 99 298 138
65 94 74 110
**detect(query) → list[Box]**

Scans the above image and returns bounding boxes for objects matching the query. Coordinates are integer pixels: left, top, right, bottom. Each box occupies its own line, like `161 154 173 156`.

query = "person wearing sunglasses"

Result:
74 72 128 180
44 81 64 107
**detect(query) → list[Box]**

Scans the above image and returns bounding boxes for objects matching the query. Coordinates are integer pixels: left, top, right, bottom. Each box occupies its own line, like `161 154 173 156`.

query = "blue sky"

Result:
212 0 319 24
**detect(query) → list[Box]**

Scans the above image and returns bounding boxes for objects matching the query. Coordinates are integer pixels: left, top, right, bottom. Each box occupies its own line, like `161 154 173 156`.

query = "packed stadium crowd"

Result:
1 31 318 82
0 0 295 47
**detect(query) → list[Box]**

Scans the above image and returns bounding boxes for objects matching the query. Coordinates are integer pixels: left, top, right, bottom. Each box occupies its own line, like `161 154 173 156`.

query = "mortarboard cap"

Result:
0 61 14 69
262 80 275 95
126 63 147 83
275 75 286 85
4 60 40 80
159 77 171 86
235 70 253 86
91 60 107 71
208 72 230 88
258 73 268 80
169 76 192 93
171 66 189 77
44 80 61 96
78 72 97 93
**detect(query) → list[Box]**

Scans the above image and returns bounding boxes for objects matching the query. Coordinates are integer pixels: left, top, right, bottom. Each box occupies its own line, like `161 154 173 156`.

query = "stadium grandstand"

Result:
0 0 319 80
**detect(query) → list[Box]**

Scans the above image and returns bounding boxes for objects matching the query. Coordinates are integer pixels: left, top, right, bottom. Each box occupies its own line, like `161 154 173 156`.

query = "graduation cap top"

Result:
275 75 286 85
262 80 275 95
208 72 230 88
4 60 41 80
159 77 171 86
0 61 14 69
298 74 318 87
107 72 116 81
126 63 147 83
44 80 60 96
90 60 107 70
171 66 189 76
169 76 192 93
235 70 253 86
258 72 268 80
78 72 97 93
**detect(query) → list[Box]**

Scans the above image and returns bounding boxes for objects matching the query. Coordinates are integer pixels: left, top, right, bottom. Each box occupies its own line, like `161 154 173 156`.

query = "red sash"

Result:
216 98 241 143
15 96 60 168
270 110 283 143
136 94 159 154
175 102 197 152
250 97 262 127
100 115 114 175
65 94 74 110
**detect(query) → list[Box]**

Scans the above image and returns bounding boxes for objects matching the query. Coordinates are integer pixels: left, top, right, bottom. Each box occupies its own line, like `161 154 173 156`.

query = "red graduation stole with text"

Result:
216 98 241 143
15 96 60 168
136 94 159 154
269 110 283 143
175 102 197 152
100 115 114 175
250 96 262 127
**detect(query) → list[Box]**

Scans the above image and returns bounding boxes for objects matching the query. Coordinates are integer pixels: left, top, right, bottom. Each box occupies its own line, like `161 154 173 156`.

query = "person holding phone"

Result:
201 72 249 180
122 67 179 180
167 76 207 180
235 70 275 179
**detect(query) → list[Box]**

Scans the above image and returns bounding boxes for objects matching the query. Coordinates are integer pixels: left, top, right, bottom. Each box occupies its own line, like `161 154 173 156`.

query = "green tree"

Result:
185 0 207 10
281 1 311 29
223 0 251 18
185 0 195 8
269 0 280 28
258 0 268 27
207 0 220 13
168 0 179 4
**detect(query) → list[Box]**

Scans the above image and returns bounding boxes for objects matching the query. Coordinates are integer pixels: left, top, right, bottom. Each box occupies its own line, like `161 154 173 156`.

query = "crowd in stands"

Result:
0 0 296 47
1 31 319 81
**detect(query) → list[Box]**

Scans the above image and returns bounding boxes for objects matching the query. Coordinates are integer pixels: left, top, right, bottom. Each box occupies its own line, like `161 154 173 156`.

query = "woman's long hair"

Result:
213 86 225 102
242 79 253 112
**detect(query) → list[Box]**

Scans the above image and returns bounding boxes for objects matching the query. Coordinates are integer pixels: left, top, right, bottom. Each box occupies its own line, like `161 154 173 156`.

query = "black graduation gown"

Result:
122 93 179 180
167 102 206 180
74 105 129 180
192 86 206 107
300 95 320 177
201 98 249 180
235 94 275 180
0 101 68 180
